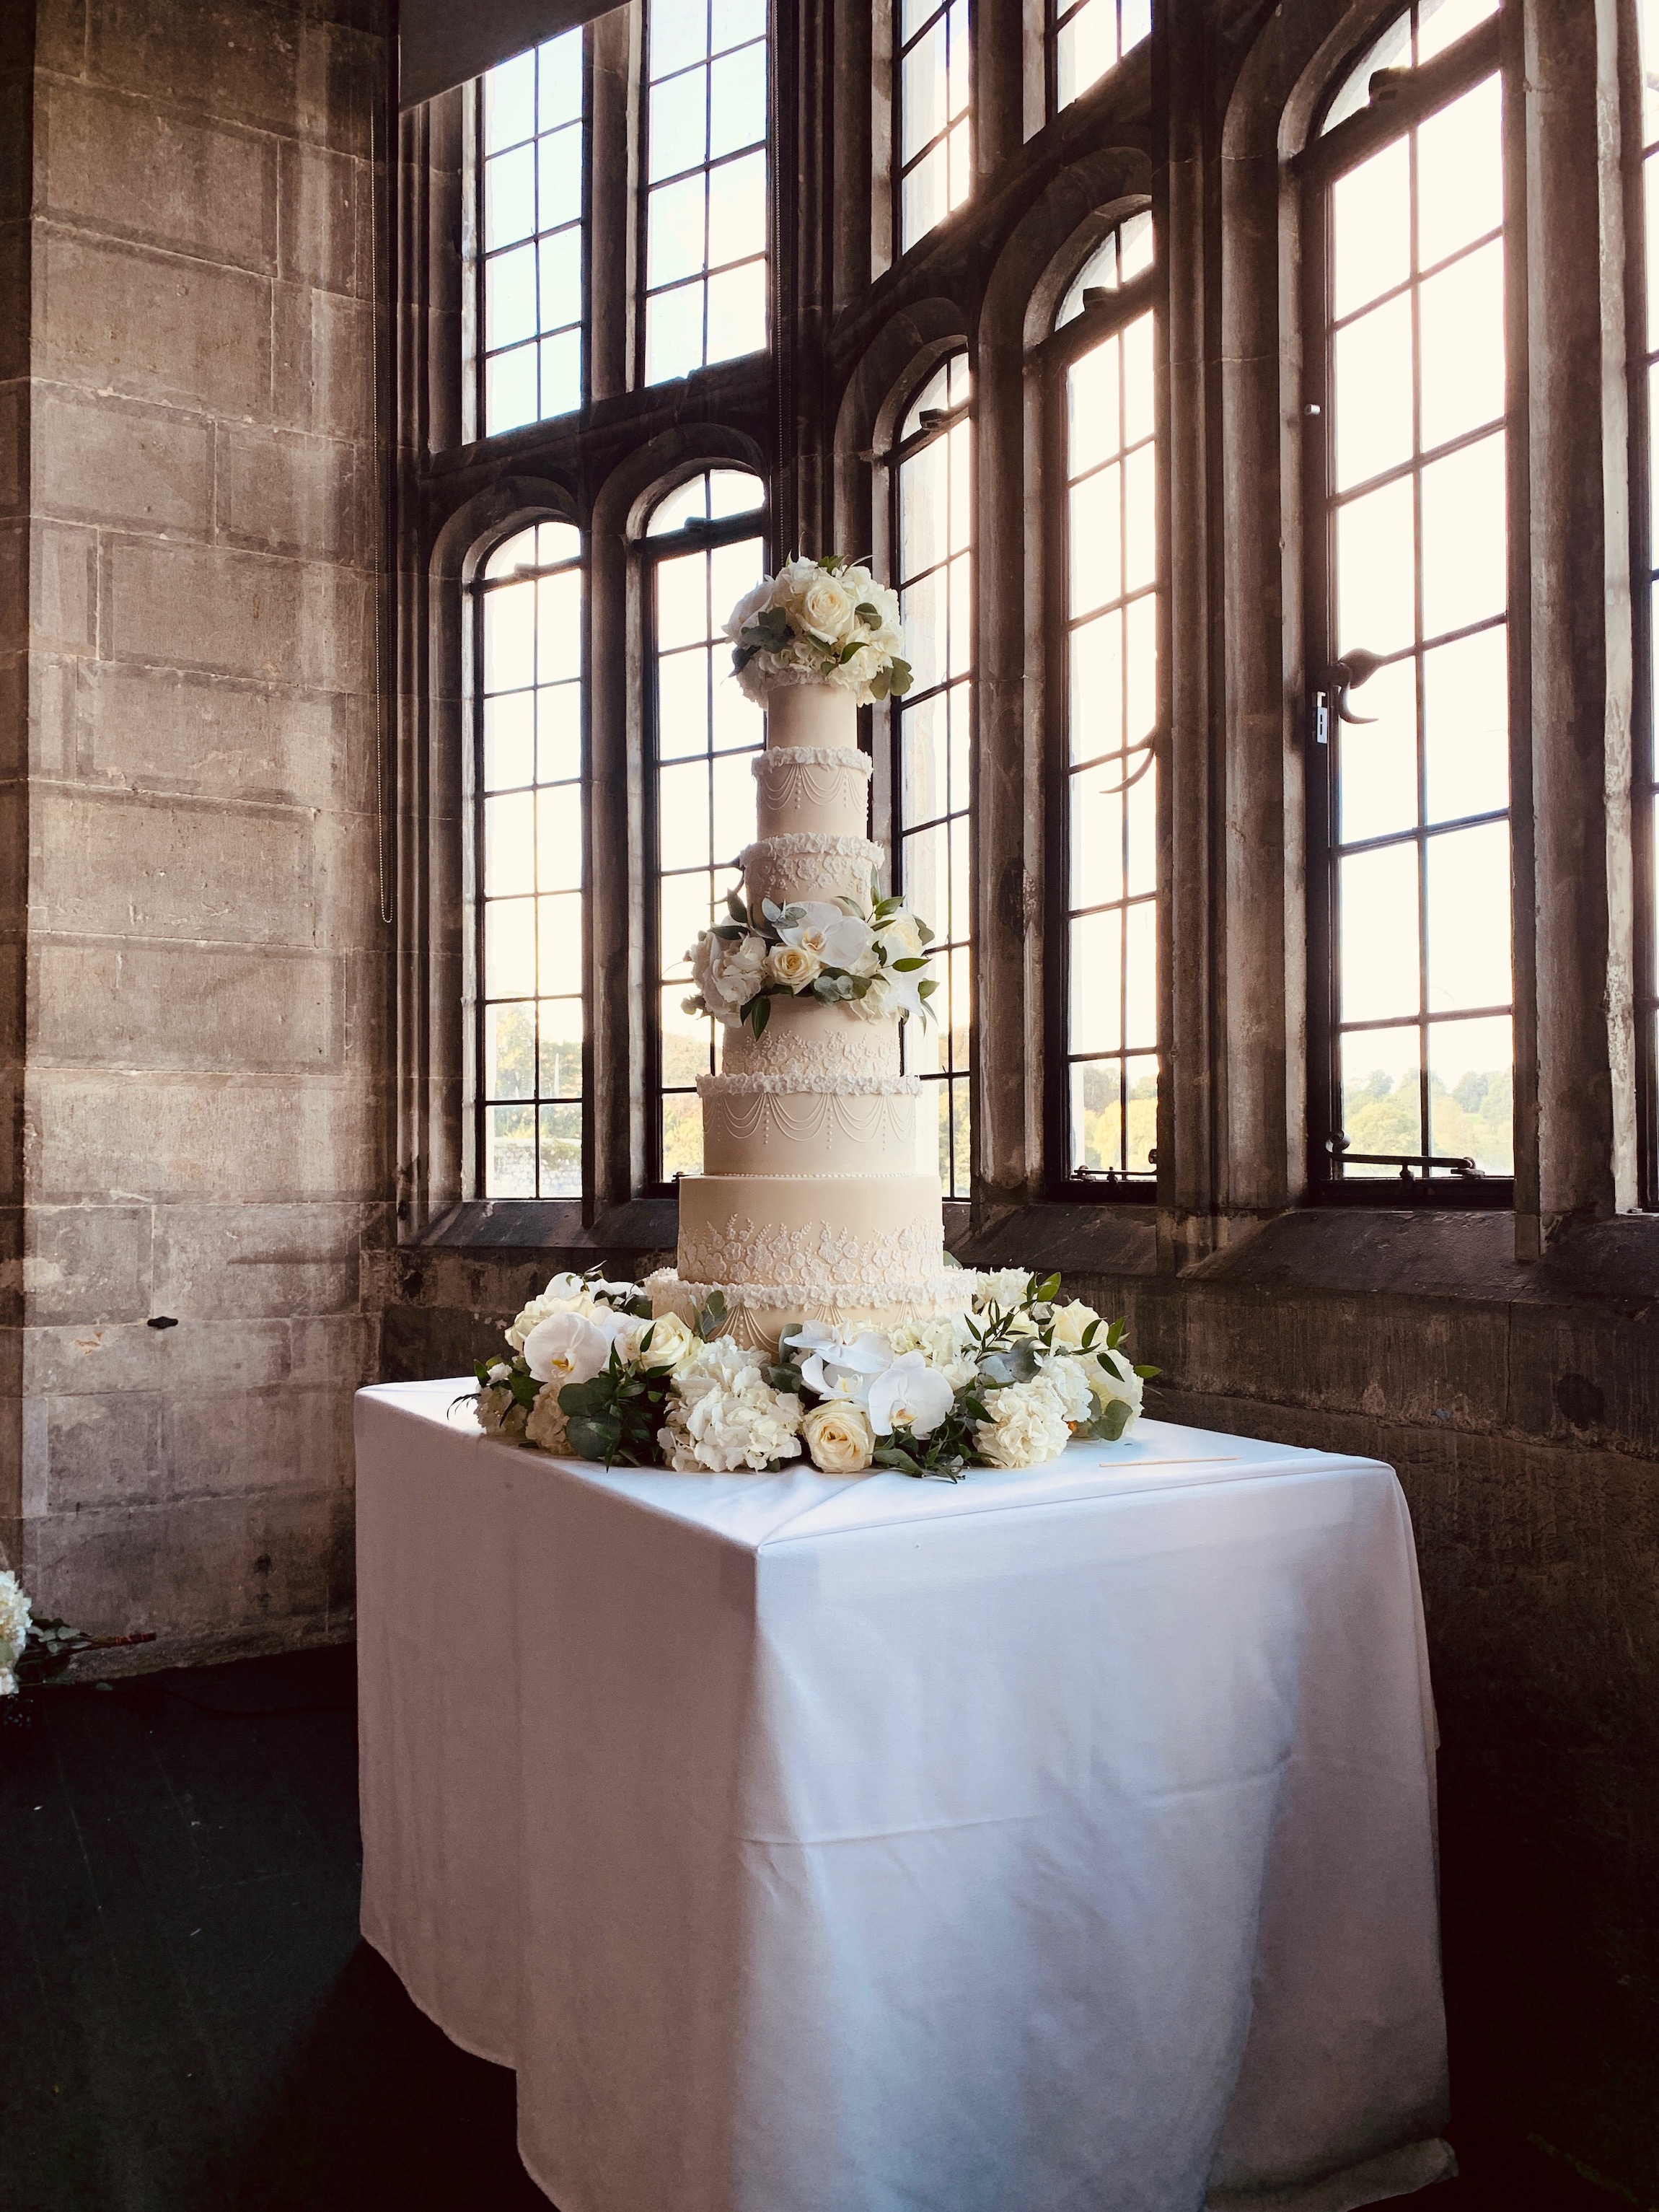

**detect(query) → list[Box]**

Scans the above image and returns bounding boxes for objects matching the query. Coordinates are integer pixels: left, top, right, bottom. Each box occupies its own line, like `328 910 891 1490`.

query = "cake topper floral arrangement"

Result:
686 882 938 1040
468 1268 1157 1479
726 554 913 704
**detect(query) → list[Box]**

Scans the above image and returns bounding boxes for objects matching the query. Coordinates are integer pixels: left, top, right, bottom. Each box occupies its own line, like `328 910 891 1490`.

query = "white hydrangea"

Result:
0 1568 30 1695
973 1377 1075 1469
660 1338 804 1473
476 1383 529 1441
884 1313 977 1391
1038 1353 1095 1428
524 1384 570 1456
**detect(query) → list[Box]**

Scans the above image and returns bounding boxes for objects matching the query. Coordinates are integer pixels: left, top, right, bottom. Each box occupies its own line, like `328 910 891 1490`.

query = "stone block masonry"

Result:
1 0 389 1664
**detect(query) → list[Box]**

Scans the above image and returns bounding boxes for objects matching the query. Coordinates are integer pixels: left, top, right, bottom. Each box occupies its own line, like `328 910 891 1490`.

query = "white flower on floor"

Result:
524 1384 570 1456
475 1383 529 1441
660 1338 804 1472
866 1351 954 1440
801 1401 876 1472
0 1568 31 1696
522 1308 627 1389
973 1377 1074 1469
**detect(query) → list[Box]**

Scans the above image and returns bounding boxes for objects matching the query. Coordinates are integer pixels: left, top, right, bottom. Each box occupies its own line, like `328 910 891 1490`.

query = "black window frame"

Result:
1297 6 1517 1211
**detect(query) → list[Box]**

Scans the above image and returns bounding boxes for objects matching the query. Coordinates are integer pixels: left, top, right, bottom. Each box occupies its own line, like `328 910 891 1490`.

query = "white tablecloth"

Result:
356 1379 1453 2212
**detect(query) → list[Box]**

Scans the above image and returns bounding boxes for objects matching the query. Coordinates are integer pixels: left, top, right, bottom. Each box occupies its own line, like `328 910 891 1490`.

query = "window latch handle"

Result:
1319 648 1383 728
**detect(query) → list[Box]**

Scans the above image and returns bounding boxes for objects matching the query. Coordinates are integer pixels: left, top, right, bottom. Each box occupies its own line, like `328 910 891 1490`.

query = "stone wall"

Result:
0 0 387 1662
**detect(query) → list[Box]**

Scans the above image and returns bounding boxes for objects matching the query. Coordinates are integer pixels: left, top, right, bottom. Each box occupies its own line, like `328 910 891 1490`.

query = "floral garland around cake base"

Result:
467 1268 1158 1479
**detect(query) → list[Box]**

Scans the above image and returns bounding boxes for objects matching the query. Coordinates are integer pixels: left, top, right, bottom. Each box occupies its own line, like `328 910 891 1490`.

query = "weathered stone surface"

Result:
215 421 364 561
33 942 343 1072
30 1070 382 1203
38 77 277 271
86 0 377 157
43 1389 163 1506
35 386 212 532
22 1202 151 1325
25 1313 294 1397
151 1200 364 1317
161 1381 352 1498
32 521 97 653
38 230 270 416
23 1480 356 1641
82 664 375 809
34 787 320 944
105 537 374 690
278 137 369 297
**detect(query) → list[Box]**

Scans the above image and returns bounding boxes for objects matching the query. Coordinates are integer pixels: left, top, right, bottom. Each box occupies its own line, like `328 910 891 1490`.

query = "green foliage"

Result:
15 1615 93 1687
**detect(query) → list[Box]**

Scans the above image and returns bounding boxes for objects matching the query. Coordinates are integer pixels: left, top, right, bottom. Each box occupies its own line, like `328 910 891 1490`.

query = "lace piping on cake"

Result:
698 1071 920 1096
648 1266 975 1312
722 1017 900 1081
738 832 883 867
750 747 871 775
677 1213 943 1287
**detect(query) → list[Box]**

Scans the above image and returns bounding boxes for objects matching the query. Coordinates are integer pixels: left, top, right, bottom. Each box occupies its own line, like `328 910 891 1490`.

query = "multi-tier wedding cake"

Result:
647 677 974 1354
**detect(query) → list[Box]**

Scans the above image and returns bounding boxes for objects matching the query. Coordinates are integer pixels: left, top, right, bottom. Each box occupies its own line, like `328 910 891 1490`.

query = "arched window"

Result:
896 0 971 255
478 30 586 436
1051 216 1159 1188
889 354 973 1197
1051 0 1148 117
642 0 769 385
472 519 587 1197
1302 0 1511 1195
646 468 768 1180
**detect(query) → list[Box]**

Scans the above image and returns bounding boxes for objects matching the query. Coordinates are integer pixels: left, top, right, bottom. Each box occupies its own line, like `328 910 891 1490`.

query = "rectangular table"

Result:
356 1379 1453 2212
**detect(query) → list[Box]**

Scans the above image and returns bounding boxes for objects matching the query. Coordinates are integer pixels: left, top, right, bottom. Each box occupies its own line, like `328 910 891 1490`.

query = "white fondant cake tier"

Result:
742 831 882 912
721 991 900 1081
647 1265 974 1356
752 747 871 839
698 1082 925 1177
678 1171 943 1286
765 682 861 752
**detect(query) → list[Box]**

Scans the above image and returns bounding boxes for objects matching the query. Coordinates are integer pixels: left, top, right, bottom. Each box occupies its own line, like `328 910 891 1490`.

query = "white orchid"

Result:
866 1351 955 1439
775 900 876 973
522 1307 628 1390
785 1322 895 1403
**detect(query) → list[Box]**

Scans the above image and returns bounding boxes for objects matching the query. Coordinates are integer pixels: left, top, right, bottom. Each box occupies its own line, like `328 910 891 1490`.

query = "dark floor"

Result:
0 1648 1620 2212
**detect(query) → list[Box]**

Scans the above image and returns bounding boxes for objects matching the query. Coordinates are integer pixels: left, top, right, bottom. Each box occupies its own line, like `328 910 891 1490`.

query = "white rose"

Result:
974 1377 1073 1469
691 929 769 1024
845 972 897 1023
524 1384 570 1455
506 1278 587 1349
866 1350 955 1439
802 1401 876 1472
1047 1299 1101 1351
881 909 925 962
522 1308 625 1388
767 942 822 991
799 574 858 640
634 1309 696 1370
1078 1345 1145 1432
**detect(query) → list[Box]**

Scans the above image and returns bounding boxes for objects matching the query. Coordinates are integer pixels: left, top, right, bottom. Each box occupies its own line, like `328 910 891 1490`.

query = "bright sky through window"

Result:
644 0 769 385
897 0 971 253
893 355 974 1195
476 522 586 1196
1320 47 1513 1178
1052 0 1148 115
480 32 586 436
